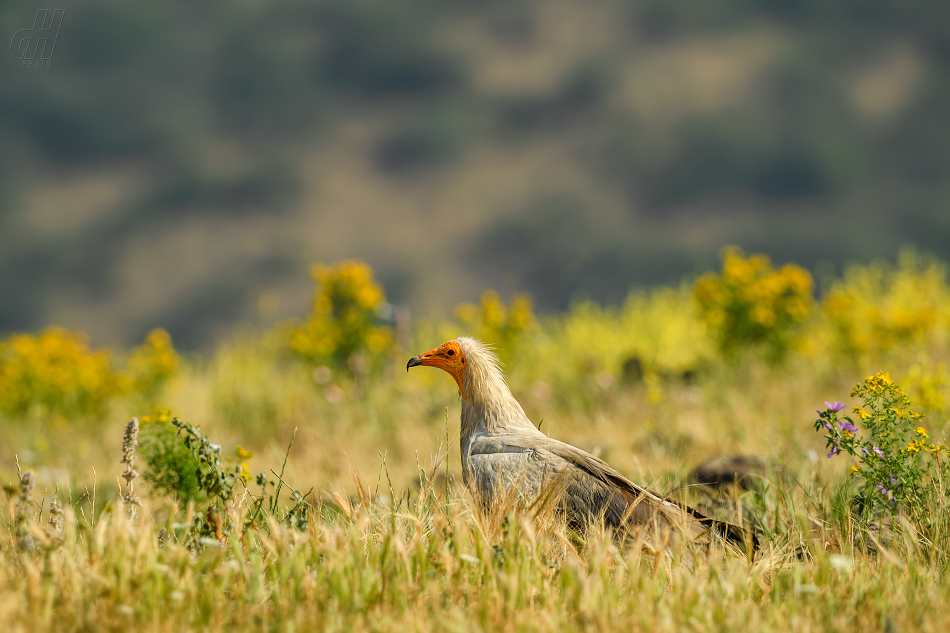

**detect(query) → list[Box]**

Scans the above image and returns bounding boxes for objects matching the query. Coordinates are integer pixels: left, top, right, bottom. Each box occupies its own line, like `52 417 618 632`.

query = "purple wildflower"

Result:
861 448 869 455
873 446 885 458
823 421 832 431
837 419 858 433
875 483 891 496
827 445 840 458
825 401 845 411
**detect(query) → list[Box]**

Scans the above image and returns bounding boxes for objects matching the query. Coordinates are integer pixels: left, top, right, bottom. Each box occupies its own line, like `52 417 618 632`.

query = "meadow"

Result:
3 250 950 632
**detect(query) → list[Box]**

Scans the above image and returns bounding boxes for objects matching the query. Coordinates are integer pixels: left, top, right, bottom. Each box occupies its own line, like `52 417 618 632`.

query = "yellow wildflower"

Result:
235 446 253 461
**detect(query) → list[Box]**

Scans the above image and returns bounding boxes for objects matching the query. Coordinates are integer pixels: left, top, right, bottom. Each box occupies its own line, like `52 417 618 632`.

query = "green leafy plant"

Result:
138 411 312 545
815 372 948 524
138 412 207 506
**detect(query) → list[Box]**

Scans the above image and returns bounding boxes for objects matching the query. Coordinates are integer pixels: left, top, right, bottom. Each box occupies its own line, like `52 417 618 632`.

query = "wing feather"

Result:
484 433 754 550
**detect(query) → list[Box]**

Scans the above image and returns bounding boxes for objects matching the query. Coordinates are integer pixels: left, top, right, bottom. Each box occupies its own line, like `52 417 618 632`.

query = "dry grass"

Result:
3 468 950 633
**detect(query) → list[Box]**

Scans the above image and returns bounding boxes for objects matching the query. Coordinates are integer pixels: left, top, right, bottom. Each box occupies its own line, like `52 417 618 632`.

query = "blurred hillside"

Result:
2 0 949 348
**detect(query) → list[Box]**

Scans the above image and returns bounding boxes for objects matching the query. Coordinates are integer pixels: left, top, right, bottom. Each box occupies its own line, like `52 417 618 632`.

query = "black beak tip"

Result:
407 356 422 371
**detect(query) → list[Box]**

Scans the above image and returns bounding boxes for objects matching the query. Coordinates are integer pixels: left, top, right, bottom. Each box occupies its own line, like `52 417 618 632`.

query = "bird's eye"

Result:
446 349 455 357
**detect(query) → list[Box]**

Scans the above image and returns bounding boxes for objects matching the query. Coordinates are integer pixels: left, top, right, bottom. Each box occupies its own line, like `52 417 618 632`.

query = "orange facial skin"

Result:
407 340 467 399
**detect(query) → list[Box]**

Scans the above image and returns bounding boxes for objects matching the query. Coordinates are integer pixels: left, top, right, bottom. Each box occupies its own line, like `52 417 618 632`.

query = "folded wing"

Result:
468 432 753 551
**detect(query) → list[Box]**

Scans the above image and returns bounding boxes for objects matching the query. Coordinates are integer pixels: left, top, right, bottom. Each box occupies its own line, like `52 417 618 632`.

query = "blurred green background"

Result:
3 0 949 348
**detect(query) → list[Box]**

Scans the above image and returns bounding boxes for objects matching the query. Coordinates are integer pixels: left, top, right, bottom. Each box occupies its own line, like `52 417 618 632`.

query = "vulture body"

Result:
408 337 751 554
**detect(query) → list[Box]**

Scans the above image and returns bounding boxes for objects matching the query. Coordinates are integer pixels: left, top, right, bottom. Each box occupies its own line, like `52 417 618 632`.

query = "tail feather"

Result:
611 483 757 553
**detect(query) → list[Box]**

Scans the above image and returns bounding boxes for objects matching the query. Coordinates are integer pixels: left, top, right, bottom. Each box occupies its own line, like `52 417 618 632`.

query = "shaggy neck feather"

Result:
456 337 536 439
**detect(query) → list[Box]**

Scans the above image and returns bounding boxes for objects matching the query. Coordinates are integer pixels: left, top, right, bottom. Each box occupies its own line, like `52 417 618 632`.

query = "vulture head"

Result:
407 339 467 392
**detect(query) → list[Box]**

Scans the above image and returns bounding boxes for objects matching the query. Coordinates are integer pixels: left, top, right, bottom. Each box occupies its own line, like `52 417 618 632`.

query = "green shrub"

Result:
138 412 206 505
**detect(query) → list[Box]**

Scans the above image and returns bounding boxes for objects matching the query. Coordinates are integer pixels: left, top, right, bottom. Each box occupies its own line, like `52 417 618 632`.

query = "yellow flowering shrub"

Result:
126 329 180 401
553 285 710 374
903 363 949 415
821 250 950 360
494 284 710 406
288 260 395 370
694 246 813 360
0 327 123 418
619 284 714 377
454 291 536 356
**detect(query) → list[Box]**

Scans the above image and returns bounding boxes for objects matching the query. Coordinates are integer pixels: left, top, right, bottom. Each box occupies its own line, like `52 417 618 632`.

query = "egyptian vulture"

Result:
408 337 752 555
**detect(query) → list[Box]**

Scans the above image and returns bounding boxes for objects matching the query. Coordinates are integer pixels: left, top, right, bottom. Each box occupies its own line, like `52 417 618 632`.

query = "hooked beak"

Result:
407 347 444 371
